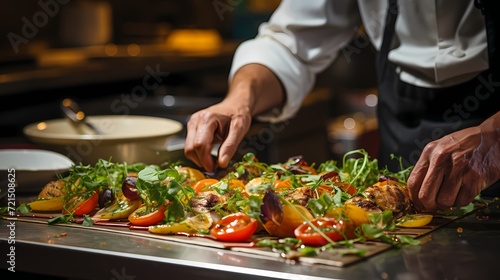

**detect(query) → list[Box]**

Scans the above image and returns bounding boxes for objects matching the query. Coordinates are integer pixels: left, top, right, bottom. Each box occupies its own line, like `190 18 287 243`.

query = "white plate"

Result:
0 149 74 193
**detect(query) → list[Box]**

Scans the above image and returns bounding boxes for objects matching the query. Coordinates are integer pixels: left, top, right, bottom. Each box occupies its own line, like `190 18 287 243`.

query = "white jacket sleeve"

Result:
229 0 361 122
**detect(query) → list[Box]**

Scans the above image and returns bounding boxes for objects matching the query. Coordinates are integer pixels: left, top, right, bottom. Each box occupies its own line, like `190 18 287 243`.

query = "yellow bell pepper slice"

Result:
326 204 371 227
148 212 213 235
28 197 64 212
397 214 433 228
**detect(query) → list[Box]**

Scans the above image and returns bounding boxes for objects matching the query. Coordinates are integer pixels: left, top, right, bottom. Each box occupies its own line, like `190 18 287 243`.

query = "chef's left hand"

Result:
407 112 500 212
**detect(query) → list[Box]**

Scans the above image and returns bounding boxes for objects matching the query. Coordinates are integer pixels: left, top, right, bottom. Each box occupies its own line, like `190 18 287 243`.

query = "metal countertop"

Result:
1 200 500 280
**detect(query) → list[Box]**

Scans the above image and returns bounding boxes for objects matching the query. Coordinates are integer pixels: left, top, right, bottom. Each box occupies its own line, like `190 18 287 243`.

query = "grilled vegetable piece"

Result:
148 212 213 235
38 180 65 199
29 180 66 211
345 196 383 214
346 179 414 218
260 189 314 238
363 180 413 217
93 190 141 220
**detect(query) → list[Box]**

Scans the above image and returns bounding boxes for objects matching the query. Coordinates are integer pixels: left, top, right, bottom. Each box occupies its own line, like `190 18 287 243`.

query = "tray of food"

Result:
2 149 483 267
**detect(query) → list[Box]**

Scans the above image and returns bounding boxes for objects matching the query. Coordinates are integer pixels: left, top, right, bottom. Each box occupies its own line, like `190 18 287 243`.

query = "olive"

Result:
122 176 140 200
99 188 114 208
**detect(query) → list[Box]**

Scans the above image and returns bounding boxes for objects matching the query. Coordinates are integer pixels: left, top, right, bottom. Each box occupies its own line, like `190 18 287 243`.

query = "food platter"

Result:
2 149 485 267
6 211 460 267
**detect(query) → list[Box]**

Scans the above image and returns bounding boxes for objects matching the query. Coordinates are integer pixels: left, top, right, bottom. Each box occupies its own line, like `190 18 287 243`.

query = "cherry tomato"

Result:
210 212 258 242
128 204 167 226
63 191 98 216
294 217 346 247
193 178 219 193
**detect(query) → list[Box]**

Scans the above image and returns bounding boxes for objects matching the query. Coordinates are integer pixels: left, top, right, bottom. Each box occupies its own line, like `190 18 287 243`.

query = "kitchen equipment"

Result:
23 115 183 165
0 149 74 193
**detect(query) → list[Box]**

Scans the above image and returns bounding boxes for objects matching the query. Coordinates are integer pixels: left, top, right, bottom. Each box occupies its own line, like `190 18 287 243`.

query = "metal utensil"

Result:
60 98 104 135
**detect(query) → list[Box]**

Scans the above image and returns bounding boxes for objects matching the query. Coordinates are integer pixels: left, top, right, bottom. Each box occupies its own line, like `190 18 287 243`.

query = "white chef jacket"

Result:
229 0 489 122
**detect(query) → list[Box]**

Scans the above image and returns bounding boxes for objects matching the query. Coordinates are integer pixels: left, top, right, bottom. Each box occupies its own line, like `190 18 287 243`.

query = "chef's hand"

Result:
184 64 285 172
184 99 252 172
407 111 500 212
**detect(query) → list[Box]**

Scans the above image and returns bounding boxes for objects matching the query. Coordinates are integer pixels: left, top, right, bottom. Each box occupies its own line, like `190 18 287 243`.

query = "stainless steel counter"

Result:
1 200 500 280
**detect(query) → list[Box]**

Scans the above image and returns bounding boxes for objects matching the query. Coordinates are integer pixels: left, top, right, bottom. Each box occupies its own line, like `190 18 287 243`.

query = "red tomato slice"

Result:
210 212 258 242
294 217 345 247
63 191 98 216
128 204 167 226
193 178 219 193
340 183 357 195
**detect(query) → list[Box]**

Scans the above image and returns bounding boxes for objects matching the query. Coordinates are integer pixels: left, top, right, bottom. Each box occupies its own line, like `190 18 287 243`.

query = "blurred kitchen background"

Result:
0 0 379 166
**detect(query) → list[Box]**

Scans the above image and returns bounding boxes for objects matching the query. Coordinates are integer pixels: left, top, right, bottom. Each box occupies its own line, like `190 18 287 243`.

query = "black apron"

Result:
375 0 500 194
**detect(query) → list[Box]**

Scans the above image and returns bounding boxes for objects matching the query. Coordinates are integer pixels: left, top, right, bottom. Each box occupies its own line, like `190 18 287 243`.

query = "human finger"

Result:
410 141 447 212
217 113 251 168
435 136 465 210
407 151 431 211
419 163 444 212
184 111 219 171
184 113 203 168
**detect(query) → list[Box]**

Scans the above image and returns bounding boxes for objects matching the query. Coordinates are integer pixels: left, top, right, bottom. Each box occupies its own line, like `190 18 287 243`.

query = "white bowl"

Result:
0 149 74 193
23 115 184 165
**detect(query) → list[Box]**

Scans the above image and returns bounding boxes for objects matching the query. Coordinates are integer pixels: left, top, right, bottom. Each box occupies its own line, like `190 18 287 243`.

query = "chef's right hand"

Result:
184 100 252 172
184 64 286 172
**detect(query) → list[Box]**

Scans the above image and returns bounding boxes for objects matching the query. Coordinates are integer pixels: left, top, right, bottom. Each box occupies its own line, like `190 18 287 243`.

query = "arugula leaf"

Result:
48 214 73 225
82 214 94 227
16 203 31 214
136 166 195 223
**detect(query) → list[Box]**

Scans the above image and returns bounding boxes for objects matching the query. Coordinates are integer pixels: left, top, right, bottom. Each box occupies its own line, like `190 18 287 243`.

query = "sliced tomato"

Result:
210 212 258 242
193 178 219 193
128 204 167 226
63 191 98 216
294 217 346 247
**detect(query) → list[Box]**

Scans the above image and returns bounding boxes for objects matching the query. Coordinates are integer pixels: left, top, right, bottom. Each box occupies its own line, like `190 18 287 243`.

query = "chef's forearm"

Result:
225 63 285 117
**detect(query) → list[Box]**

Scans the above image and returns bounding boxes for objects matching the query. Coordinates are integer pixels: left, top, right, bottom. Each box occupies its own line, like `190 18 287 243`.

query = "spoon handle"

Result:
60 98 104 135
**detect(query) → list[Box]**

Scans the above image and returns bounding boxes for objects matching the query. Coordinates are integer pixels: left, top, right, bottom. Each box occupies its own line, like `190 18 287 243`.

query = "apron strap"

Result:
475 0 500 77
375 0 398 83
